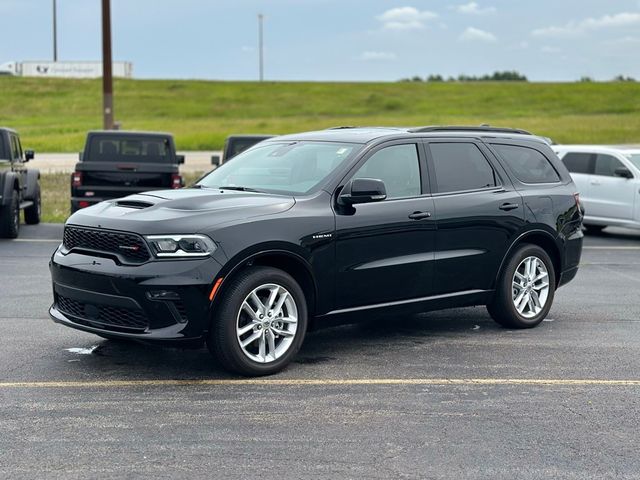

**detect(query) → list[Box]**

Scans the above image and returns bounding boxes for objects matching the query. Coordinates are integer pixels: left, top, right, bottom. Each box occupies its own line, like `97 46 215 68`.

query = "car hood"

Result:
66 188 295 235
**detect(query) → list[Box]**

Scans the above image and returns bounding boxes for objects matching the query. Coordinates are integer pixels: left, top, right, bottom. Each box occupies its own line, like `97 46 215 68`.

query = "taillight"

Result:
72 171 82 187
171 173 183 189
78 201 90 209
574 192 584 214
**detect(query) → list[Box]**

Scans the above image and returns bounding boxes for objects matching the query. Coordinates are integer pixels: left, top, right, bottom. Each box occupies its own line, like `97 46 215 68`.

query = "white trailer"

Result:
0 61 133 79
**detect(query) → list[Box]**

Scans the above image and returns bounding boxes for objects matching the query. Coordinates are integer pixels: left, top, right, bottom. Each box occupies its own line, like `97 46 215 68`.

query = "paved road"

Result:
1 225 639 479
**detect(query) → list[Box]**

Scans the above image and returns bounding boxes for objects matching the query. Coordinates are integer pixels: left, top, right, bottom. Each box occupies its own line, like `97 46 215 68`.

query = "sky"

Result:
1 0 639 81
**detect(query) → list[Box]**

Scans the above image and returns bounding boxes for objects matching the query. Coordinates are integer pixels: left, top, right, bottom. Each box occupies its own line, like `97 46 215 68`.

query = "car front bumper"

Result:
49 245 223 343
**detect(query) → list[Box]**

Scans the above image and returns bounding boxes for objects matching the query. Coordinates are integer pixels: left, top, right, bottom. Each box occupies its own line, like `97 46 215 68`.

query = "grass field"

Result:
39 171 205 224
2 77 640 152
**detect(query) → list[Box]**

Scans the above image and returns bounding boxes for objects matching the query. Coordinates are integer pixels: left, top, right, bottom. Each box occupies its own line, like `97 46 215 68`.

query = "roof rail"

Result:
408 125 532 135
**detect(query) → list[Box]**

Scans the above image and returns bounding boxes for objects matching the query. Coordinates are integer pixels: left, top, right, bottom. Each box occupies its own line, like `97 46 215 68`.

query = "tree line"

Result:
399 71 636 83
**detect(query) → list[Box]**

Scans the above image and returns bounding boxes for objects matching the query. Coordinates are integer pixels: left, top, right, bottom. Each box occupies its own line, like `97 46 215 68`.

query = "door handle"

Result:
499 203 519 211
408 211 432 220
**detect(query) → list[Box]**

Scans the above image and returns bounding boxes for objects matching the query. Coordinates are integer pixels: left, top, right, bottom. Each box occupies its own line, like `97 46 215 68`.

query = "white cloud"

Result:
455 2 496 15
459 27 497 42
532 12 640 37
359 51 397 61
377 7 438 31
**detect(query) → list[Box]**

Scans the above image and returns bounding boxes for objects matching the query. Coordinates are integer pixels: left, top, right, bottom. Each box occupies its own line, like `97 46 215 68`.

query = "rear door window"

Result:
561 152 594 174
492 144 560 183
429 142 497 193
594 154 625 177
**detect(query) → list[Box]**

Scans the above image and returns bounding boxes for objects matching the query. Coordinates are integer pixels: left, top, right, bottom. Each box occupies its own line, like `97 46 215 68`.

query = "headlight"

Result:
145 234 216 258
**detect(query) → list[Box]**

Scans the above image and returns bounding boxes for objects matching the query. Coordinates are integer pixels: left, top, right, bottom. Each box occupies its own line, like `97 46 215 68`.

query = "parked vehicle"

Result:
554 145 640 232
71 131 184 213
50 126 583 376
211 134 276 166
0 127 40 238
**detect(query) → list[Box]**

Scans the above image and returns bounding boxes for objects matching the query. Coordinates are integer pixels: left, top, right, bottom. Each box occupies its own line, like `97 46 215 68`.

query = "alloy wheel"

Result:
511 256 550 319
235 283 298 363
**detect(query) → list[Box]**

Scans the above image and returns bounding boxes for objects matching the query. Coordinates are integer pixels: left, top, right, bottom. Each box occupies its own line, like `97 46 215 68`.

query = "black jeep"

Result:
0 127 40 238
71 131 184 213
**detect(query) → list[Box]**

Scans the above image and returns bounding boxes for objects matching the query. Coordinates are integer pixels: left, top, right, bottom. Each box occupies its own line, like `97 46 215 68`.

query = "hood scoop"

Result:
115 199 155 209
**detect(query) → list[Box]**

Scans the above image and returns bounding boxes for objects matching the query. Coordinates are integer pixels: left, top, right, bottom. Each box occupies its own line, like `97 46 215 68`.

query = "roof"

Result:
87 130 174 138
0 127 18 134
267 126 548 145
554 145 640 154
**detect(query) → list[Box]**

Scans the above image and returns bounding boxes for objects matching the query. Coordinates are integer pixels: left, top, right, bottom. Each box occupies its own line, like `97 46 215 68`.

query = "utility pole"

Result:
52 0 58 61
258 13 264 82
101 0 114 130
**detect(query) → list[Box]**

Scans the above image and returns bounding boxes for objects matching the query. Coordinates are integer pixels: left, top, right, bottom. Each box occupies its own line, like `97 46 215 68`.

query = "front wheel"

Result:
207 267 308 376
0 192 20 239
487 244 556 329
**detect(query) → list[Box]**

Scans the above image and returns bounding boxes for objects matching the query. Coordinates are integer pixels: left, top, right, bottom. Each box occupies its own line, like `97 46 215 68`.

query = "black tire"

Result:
584 224 605 234
487 244 556 329
0 192 20 239
24 184 41 225
207 266 308 376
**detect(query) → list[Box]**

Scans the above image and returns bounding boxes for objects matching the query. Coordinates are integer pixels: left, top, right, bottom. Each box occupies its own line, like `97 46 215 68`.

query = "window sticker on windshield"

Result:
336 148 348 155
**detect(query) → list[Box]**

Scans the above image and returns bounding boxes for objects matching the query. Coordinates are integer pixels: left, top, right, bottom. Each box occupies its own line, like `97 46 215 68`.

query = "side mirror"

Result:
614 167 633 179
24 150 35 161
338 178 387 206
176 154 185 165
211 154 221 167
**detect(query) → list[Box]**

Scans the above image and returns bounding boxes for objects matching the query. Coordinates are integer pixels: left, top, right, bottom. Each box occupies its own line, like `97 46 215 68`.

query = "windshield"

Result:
197 141 359 194
87 136 174 163
624 153 640 171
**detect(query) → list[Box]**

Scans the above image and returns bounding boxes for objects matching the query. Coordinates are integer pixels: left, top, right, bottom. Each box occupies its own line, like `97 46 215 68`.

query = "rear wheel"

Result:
0 192 20 239
24 184 41 225
487 244 556 329
207 266 308 376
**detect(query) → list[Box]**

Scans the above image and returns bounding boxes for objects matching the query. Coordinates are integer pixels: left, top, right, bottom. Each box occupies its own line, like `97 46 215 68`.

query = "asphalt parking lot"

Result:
1 224 639 479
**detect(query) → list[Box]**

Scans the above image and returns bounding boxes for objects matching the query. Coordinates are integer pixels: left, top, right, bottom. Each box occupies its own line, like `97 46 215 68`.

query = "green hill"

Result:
1 77 639 151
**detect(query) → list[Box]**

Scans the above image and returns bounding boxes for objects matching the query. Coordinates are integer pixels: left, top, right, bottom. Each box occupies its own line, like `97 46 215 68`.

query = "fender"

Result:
24 169 40 200
0 171 19 207
208 243 319 315
493 227 562 289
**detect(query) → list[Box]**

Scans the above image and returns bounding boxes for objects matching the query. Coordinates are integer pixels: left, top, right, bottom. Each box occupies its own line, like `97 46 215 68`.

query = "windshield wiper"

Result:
189 184 210 189
218 186 264 193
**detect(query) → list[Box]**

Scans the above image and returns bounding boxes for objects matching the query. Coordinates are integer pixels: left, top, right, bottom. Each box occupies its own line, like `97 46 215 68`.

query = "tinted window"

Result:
493 144 560 183
352 144 421 199
594 154 624 177
430 143 496 193
561 152 593 174
87 136 173 163
10 135 21 161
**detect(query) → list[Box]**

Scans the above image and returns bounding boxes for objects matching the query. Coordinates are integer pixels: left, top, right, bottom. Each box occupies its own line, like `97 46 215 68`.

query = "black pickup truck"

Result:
0 127 40 238
71 131 184 212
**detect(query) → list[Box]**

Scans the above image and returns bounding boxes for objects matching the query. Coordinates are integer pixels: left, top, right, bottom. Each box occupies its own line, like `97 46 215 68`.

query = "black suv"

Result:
0 127 40 238
49 126 583 376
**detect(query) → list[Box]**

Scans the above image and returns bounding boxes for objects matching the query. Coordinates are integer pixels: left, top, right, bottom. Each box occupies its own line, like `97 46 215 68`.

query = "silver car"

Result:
554 145 640 232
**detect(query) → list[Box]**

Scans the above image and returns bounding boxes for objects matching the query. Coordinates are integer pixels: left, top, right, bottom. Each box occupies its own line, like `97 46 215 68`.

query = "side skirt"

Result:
312 289 493 330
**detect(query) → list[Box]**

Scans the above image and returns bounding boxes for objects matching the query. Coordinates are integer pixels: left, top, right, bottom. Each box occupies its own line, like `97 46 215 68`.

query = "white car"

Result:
554 145 640 232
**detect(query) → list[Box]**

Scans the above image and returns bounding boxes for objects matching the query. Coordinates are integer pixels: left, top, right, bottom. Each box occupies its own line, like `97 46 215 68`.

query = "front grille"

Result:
56 294 149 331
63 226 150 263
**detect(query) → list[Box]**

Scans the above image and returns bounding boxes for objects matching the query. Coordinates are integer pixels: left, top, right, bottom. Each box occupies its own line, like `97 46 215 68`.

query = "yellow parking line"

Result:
583 246 640 250
2 378 640 389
